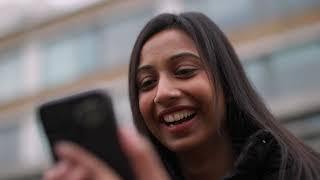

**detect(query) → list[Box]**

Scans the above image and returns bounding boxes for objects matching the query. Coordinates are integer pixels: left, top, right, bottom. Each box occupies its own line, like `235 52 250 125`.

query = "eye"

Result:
175 66 197 78
138 77 157 91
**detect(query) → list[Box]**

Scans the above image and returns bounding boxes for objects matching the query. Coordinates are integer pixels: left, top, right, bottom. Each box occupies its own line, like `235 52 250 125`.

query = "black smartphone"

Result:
37 90 134 180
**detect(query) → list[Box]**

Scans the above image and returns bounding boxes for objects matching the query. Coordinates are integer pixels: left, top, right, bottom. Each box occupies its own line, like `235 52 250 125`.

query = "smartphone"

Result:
37 90 134 180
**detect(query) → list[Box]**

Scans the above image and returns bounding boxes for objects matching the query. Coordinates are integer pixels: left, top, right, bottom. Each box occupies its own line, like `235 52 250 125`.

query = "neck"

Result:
177 133 234 180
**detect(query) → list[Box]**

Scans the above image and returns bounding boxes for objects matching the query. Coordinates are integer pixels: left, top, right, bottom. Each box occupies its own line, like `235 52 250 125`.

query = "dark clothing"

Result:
166 130 293 180
223 130 290 180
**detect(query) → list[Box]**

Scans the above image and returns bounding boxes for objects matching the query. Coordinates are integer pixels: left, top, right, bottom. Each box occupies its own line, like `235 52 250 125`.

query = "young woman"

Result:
44 12 320 180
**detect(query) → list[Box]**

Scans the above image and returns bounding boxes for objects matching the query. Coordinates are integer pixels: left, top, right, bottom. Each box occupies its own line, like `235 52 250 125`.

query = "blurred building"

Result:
0 0 319 179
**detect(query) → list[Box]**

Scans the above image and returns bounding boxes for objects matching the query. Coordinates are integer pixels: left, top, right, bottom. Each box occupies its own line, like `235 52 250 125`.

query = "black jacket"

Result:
222 130 291 180
167 130 294 180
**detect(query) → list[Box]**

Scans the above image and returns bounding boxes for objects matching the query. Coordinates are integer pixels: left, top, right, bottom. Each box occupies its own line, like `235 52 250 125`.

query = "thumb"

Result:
118 128 169 180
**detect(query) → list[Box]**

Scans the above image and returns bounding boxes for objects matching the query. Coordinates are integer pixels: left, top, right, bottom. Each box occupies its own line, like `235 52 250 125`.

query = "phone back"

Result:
38 90 134 180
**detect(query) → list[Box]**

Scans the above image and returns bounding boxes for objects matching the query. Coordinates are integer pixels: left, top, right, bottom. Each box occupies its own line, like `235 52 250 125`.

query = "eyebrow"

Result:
137 51 200 73
137 65 153 74
169 51 201 62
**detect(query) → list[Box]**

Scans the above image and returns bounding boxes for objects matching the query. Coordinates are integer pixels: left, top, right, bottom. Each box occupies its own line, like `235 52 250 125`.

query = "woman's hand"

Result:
43 128 169 180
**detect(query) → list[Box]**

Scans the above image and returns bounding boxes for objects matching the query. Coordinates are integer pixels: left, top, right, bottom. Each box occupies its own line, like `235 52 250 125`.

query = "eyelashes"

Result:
138 77 157 91
175 66 197 77
137 66 198 92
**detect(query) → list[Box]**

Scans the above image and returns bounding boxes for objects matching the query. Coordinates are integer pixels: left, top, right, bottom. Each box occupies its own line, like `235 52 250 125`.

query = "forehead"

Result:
140 29 198 66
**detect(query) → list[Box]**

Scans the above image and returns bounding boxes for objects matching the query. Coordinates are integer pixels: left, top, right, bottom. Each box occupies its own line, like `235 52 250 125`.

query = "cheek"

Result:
138 93 154 121
192 75 215 102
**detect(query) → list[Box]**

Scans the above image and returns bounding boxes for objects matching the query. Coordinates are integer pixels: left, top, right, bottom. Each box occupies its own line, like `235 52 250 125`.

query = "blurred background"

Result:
0 0 319 179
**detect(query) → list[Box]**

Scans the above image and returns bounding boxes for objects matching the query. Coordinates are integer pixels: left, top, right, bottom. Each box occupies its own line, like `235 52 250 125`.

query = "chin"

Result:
165 136 206 152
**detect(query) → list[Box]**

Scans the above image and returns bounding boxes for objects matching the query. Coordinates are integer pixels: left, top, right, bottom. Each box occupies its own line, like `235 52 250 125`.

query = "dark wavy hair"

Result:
128 12 320 180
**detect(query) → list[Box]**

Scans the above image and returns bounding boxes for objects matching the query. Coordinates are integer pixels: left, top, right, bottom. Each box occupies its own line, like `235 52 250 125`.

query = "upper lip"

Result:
157 105 196 122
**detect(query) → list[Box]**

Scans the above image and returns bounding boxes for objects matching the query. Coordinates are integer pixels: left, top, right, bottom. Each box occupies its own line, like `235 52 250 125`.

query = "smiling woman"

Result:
137 29 228 155
128 12 320 180
43 12 320 180
136 28 233 179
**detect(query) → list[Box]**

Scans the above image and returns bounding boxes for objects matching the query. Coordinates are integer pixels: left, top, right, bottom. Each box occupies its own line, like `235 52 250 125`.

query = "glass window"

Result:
0 122 21 166
0 112 51 179
285 113 320 139
244 40 320 99
184 0 257 30
41 29 102 88
271 42 320 95
103 10 153 66
184 0 320 31
284 113 320 152
245 56 278 97
0 49 23 102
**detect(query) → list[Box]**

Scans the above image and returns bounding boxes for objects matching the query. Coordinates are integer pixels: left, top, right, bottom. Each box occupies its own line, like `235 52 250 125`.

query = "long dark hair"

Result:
128 12 320 180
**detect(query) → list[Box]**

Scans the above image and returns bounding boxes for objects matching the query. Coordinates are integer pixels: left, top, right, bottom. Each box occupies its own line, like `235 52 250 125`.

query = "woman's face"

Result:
137 29 225 152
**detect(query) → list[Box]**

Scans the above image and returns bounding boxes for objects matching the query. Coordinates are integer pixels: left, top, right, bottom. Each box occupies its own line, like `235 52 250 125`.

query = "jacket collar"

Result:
223 130 277 179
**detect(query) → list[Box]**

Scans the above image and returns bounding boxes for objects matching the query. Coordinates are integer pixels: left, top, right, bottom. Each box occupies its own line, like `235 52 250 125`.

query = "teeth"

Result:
163 110 194 123
174 113 180 120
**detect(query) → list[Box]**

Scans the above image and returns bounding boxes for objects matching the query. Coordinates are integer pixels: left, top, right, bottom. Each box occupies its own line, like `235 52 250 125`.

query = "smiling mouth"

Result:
162 110 197 126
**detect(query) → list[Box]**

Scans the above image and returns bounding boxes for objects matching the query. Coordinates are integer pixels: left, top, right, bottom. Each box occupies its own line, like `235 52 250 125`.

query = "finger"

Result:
63 164 90 180
43 160 70 180
55 141 121 180
118 128 169 180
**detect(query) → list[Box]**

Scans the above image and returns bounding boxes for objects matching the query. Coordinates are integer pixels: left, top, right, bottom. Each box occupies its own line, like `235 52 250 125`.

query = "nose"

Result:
153 76 181 105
